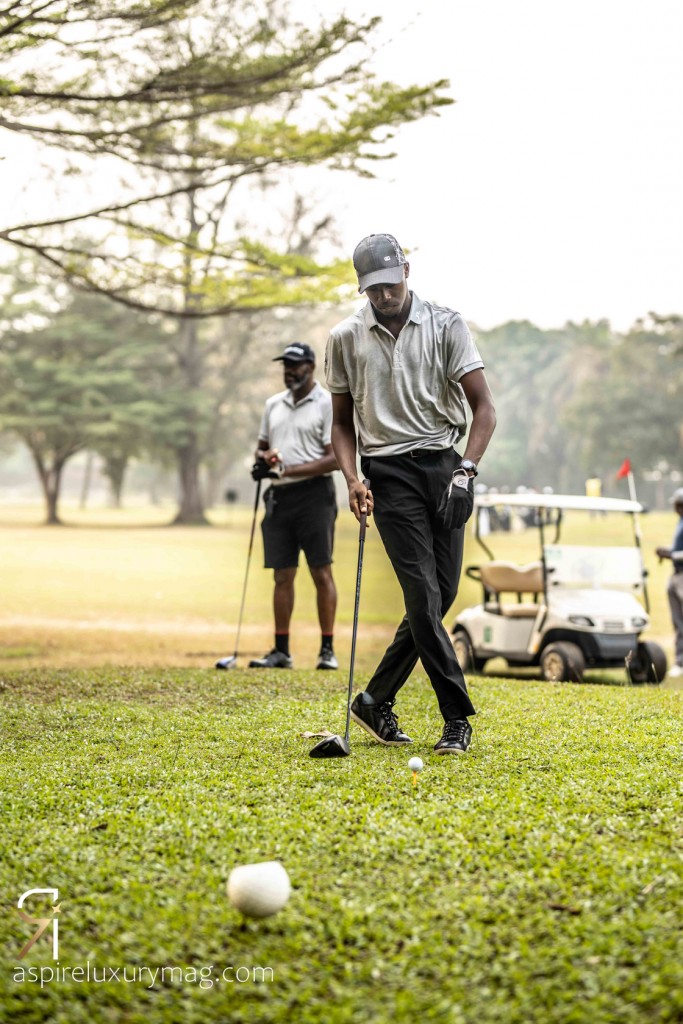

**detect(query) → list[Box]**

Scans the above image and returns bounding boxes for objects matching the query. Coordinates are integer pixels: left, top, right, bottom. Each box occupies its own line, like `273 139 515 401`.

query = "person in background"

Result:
249 343 339 671
656 487 683 678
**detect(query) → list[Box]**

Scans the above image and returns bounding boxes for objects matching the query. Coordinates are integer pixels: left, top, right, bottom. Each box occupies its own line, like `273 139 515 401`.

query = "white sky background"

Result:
309 0 683 329
1 0 681 331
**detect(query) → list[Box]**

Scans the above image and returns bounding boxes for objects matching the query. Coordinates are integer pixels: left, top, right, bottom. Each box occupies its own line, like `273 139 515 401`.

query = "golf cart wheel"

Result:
627 641 667 685
540 642 586 683
452 627 487 673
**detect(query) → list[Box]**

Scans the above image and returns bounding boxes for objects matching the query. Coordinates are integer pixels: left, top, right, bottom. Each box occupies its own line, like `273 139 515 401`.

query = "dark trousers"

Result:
360 449 475 721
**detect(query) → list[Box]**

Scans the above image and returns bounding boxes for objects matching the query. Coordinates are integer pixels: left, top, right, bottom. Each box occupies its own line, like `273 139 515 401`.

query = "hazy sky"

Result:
1 0 681 332
314 0 683 329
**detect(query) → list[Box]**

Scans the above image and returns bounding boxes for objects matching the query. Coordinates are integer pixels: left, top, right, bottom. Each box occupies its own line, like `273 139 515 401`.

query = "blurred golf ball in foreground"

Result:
227 861 291 918
408 756 424 772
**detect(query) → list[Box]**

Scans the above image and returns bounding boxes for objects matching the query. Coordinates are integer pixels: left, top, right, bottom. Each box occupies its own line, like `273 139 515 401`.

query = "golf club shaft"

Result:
344 479 371 742
232 479 261 658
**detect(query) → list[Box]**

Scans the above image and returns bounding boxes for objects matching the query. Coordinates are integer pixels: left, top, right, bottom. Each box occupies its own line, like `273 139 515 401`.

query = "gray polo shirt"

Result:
324 292 484 457
258 380 333 486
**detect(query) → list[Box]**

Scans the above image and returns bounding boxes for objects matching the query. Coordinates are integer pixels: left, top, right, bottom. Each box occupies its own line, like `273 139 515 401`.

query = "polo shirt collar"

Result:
363 291 424 329
283 379 322 408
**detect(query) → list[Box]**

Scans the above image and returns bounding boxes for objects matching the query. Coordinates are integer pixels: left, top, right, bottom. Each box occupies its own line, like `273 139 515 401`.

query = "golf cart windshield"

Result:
544 544 645 592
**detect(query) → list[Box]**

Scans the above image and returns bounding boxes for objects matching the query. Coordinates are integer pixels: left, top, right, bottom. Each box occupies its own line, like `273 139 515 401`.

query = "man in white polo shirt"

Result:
325 234 496 753
249 342 339 671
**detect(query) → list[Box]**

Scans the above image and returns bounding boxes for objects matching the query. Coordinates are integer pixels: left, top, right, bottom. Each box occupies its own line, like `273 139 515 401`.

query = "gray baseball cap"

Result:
353 233 407 293
671 487 683 504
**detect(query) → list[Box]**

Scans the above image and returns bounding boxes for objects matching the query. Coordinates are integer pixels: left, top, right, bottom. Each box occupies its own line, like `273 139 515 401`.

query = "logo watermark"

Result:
12 962 275 990
16 889 61 960
12 887 274 990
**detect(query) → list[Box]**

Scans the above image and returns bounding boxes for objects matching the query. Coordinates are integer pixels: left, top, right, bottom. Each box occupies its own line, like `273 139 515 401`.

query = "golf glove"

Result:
437 469 474 530
251 459 285 481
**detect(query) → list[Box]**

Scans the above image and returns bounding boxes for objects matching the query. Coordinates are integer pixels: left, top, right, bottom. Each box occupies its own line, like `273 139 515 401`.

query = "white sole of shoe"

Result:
433 746 469 755
350 710 413 746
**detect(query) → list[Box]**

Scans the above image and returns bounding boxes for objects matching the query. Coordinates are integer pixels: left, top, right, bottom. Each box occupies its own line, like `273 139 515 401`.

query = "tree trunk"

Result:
104 454 128 508
27 445 74 524
173 240 209 523
45 479 61 524
42 463 64 524
173 437 208 524
79 451 94 509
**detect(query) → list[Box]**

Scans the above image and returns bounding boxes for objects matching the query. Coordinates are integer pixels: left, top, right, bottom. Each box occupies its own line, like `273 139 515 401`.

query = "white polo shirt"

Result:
325 292 484 457
258 381 333 486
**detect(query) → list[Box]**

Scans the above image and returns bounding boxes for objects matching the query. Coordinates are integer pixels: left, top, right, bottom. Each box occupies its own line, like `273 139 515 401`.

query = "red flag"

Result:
616 458 632 479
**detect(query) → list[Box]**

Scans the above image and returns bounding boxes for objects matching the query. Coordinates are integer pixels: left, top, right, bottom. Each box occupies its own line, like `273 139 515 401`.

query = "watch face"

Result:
461 460 478 475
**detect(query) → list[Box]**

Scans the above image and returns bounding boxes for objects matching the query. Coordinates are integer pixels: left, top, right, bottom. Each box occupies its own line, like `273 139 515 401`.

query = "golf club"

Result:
216 479 261 670
310 479 371 758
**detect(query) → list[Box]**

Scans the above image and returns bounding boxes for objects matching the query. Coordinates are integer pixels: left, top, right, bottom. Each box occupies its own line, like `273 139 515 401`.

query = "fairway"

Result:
1 504 682 1022
0 503 677 673
1 668 682 1023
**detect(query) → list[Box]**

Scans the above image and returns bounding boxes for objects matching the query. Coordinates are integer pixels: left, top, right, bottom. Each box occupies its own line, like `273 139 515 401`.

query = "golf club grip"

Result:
359 478 371 539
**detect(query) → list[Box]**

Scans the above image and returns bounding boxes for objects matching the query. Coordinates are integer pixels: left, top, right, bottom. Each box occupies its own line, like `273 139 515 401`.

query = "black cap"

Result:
272 343 316 364
353 233 407 293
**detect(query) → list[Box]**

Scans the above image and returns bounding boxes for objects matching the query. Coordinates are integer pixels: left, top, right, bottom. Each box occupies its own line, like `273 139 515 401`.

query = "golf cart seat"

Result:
467 561 544 618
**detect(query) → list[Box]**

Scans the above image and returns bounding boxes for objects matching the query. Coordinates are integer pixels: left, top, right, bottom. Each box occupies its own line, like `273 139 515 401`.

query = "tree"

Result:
1 0 452 520
0 0 451 311
0 263 168 522
564 315 683 489
477 318 625 492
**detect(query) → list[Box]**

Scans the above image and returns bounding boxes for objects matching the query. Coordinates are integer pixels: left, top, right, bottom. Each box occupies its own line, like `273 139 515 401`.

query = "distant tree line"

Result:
477 315 683 500
0 256 339 522
1 260 680 523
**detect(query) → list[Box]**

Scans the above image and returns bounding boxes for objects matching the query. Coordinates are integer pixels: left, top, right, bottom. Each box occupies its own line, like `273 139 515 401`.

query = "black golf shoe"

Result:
316 647 338 670
434 718 472 754
248 649 293 669
350 692 413 746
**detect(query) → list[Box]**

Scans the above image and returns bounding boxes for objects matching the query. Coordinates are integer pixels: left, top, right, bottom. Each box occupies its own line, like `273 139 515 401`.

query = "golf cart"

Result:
452 493 667 684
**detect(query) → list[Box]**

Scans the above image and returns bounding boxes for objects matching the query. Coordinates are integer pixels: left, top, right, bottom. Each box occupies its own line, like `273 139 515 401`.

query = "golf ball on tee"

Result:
408 756 424 772
227 861 291 918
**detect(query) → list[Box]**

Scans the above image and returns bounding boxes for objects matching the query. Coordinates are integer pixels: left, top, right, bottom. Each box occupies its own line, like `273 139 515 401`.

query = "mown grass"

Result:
0 502 677 673
1 502 681 1021
1 667 682 1023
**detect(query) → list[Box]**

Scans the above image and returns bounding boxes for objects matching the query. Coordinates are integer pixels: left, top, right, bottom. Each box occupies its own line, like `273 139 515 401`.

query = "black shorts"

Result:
261 476 337 570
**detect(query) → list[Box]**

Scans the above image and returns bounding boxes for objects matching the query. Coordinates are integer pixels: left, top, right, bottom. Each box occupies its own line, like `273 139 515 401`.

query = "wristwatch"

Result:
460 459 478 477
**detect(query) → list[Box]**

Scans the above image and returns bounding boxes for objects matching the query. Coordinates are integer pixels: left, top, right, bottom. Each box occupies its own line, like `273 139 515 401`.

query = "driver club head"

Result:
309 734 350 758
215 655 237 670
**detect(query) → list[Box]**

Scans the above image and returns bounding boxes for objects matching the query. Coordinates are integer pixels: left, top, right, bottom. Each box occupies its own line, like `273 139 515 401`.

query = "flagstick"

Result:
626 470 642 543
626 470 637 504
625 468 651 613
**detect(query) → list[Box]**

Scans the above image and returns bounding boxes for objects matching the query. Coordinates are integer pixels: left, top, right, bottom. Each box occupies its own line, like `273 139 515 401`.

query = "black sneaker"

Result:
350 692 413 746
434 718 472 754
248 649 293 669
316 647 338 670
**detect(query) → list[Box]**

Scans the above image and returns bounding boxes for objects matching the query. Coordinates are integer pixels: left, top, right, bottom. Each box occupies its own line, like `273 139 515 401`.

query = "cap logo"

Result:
352 233 406 293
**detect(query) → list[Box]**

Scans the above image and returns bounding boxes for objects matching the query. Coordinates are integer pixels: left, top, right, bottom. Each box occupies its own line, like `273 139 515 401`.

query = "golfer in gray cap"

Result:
325 233 496 753
656 487 683 678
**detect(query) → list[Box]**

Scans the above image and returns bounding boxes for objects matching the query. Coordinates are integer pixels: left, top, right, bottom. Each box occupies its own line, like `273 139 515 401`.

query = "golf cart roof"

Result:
475 493 645 514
